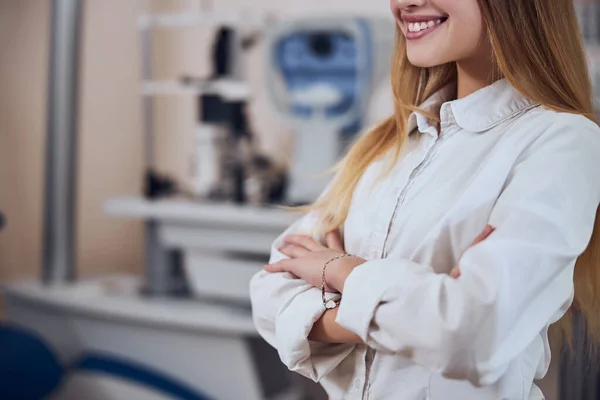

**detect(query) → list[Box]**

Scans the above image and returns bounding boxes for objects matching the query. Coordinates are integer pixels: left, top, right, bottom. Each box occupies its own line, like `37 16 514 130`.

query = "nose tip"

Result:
395 0 427 9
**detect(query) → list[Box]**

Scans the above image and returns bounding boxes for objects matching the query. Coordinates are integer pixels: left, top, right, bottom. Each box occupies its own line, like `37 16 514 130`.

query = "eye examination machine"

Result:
266 16 395 204
1 7 394 400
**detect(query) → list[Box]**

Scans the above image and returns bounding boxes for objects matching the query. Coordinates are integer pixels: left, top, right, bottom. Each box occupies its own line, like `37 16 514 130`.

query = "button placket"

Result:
366 145 425 260
360 132 439 400
381 132 439 258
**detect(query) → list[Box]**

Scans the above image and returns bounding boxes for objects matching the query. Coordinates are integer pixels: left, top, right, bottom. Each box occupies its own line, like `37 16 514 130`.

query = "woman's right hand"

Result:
449 224 495 279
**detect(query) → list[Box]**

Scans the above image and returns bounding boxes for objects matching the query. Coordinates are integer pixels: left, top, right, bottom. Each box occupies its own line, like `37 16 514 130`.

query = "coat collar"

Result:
407 79 538 135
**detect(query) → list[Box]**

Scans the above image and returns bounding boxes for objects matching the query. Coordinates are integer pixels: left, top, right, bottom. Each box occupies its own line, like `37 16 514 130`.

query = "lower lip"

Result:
405 20 445 41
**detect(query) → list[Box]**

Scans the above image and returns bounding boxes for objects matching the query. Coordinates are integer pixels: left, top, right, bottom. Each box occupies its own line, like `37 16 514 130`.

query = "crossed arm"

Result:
270 225 495 345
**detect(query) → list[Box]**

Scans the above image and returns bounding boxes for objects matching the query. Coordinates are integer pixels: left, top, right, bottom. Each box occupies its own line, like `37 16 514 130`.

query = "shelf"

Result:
104 196 299 231
3 276 257 336
142 80 252 100
138 12 264 30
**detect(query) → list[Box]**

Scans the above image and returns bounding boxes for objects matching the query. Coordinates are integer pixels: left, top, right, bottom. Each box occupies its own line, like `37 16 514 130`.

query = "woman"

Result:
250 0 600 399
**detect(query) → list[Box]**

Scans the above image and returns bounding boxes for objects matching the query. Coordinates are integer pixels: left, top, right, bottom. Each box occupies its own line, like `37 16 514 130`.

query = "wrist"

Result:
328 256 365 293
309 308 362 344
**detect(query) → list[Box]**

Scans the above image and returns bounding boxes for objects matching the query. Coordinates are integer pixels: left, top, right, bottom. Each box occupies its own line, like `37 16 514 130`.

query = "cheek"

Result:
446 1 485 56
447 15 485 57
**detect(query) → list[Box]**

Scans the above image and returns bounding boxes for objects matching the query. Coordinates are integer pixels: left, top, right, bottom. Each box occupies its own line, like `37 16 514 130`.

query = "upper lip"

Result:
401 14 447 23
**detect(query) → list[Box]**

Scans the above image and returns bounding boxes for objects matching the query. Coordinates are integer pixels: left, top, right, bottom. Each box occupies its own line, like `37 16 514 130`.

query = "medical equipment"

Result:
140 16 286 206
265 16 395 204
183 24 254 203
3 8 314 400
4 207 309 400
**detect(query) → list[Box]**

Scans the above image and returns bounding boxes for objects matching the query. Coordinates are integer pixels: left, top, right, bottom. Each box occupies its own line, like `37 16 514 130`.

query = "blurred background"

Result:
0 0 599 399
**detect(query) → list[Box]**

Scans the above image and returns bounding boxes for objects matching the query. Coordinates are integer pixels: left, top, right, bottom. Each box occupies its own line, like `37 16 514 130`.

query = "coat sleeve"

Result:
250 210 356 382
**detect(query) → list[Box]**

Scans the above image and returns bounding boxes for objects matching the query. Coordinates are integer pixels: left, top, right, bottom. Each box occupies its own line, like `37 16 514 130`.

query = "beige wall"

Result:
0 0 146 289
0 0 50 284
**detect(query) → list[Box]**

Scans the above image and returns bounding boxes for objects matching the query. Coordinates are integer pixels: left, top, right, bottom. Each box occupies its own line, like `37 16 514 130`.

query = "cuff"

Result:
335 260 390 342
275 287 340 376
336 258 427 342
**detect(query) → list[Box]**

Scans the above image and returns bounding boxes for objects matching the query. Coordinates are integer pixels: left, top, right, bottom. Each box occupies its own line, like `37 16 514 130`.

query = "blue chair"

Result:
0 323 213 400
72 353 213 400
0 324 64 399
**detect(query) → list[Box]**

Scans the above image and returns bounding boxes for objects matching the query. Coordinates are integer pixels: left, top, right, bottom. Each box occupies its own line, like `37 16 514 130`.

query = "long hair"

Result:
303 0 600 344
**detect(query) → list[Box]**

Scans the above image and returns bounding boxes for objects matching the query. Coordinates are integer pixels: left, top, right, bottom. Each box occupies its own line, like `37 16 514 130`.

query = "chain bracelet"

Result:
322 253 357 309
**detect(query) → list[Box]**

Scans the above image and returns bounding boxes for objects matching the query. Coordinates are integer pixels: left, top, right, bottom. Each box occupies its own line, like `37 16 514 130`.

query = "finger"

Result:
264 258 295 273
325 230 345 252
471 225 495 247
278 244 309 259
284 234 323 251
449 267 461 279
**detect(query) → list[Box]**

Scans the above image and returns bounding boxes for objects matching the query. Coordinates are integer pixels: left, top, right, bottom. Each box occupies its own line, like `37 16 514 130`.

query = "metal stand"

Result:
42 0 83 284
143 221 172 296
138 21 170 296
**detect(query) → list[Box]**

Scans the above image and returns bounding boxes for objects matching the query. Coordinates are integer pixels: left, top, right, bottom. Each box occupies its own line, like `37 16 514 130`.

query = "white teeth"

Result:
407 18 444 32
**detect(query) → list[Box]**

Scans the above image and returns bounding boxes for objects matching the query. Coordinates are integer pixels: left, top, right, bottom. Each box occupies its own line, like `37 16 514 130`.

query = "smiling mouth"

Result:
407 18 445 33
404 17 447 40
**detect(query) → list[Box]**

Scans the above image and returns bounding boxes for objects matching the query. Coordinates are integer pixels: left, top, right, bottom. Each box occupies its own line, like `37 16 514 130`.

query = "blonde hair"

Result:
303 0 600 344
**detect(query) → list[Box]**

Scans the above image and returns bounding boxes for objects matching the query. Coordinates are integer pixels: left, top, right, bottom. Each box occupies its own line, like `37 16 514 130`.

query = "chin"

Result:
406 52 446 68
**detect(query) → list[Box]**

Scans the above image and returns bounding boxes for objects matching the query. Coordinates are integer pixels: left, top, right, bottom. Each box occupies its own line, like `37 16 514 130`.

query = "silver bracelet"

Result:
322 253 356 309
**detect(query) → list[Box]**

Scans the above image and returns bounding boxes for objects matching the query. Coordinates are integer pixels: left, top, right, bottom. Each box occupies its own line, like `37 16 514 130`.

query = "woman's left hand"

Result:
265 231 366 293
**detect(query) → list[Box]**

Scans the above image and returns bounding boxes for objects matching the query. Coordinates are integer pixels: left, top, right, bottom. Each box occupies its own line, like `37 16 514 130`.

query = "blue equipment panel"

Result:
275 29 364 113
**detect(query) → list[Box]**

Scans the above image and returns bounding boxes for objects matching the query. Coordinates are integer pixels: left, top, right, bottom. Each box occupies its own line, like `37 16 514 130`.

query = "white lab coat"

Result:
250 79 600 399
